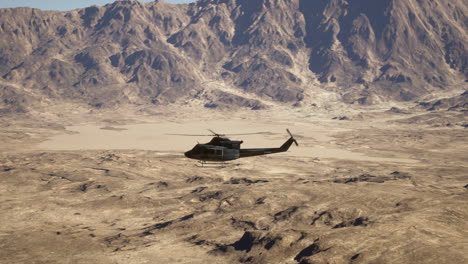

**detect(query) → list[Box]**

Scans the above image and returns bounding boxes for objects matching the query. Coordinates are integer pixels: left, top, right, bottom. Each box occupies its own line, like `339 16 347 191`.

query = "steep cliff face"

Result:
0 1 198 109
299 0 467 103
0 0 466 111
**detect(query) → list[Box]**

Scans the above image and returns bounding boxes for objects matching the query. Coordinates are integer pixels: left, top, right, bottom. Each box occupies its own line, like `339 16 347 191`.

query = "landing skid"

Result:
195 160 239 168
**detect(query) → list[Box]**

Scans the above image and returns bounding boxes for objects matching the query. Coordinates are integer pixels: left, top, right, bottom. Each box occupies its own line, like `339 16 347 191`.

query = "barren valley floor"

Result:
0 105 467 264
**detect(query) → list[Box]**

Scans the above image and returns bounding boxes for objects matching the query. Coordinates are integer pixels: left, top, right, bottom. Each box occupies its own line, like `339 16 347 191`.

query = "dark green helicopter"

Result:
181 129 298 164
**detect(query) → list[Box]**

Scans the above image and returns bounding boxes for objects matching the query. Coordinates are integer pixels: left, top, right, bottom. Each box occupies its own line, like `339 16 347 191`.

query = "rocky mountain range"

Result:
0 0 466 112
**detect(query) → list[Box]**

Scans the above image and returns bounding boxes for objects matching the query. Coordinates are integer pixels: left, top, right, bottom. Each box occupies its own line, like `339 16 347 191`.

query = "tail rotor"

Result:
286 129 298 146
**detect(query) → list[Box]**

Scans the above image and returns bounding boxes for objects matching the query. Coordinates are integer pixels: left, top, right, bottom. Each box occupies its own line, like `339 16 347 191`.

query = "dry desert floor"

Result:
0 103 467 264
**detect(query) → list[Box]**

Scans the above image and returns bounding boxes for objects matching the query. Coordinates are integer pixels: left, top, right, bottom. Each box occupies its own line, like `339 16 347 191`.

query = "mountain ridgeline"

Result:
0 0 466 112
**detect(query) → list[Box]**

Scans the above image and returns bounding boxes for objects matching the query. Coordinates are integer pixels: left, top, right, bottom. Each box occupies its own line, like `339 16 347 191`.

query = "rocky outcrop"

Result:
418 91 468 111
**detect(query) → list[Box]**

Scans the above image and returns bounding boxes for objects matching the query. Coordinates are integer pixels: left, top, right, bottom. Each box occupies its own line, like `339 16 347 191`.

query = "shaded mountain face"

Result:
0 0 466 111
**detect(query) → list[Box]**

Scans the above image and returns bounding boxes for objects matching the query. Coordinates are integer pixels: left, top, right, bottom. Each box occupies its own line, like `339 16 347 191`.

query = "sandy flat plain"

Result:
0 103 467 264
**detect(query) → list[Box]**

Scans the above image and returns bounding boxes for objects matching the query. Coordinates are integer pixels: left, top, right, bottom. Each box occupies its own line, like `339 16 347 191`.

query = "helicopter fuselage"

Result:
184 144 240 161
184 131 297 162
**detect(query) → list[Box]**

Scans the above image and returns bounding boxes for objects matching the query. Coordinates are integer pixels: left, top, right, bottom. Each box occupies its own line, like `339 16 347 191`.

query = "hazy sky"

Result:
0 0 195 11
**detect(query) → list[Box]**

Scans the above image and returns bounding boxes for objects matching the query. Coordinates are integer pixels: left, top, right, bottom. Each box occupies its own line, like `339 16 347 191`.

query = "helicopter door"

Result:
215 149 223 157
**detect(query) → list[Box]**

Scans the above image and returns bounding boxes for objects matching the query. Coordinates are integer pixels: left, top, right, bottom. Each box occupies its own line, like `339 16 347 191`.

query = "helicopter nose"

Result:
184 151 192 158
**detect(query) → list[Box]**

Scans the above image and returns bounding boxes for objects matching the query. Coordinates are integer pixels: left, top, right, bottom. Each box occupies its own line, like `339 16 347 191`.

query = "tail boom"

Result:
239 129 298 158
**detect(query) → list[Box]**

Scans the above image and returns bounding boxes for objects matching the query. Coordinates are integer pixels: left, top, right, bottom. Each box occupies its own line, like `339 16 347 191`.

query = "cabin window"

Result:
204 149 215 155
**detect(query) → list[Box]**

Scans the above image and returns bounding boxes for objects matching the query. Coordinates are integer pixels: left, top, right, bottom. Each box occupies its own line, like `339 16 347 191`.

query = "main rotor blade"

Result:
223 132 269 136
208 129 221 136
166 133 214 136
207 129 269 136
166 131 270 136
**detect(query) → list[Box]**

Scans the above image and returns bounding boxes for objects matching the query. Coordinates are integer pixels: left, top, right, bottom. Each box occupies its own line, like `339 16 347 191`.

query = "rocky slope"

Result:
418 90 468 111
0 0 466 112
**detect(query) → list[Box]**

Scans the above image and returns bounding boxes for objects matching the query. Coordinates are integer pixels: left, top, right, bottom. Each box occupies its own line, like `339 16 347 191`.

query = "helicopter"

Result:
179 129 298 165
